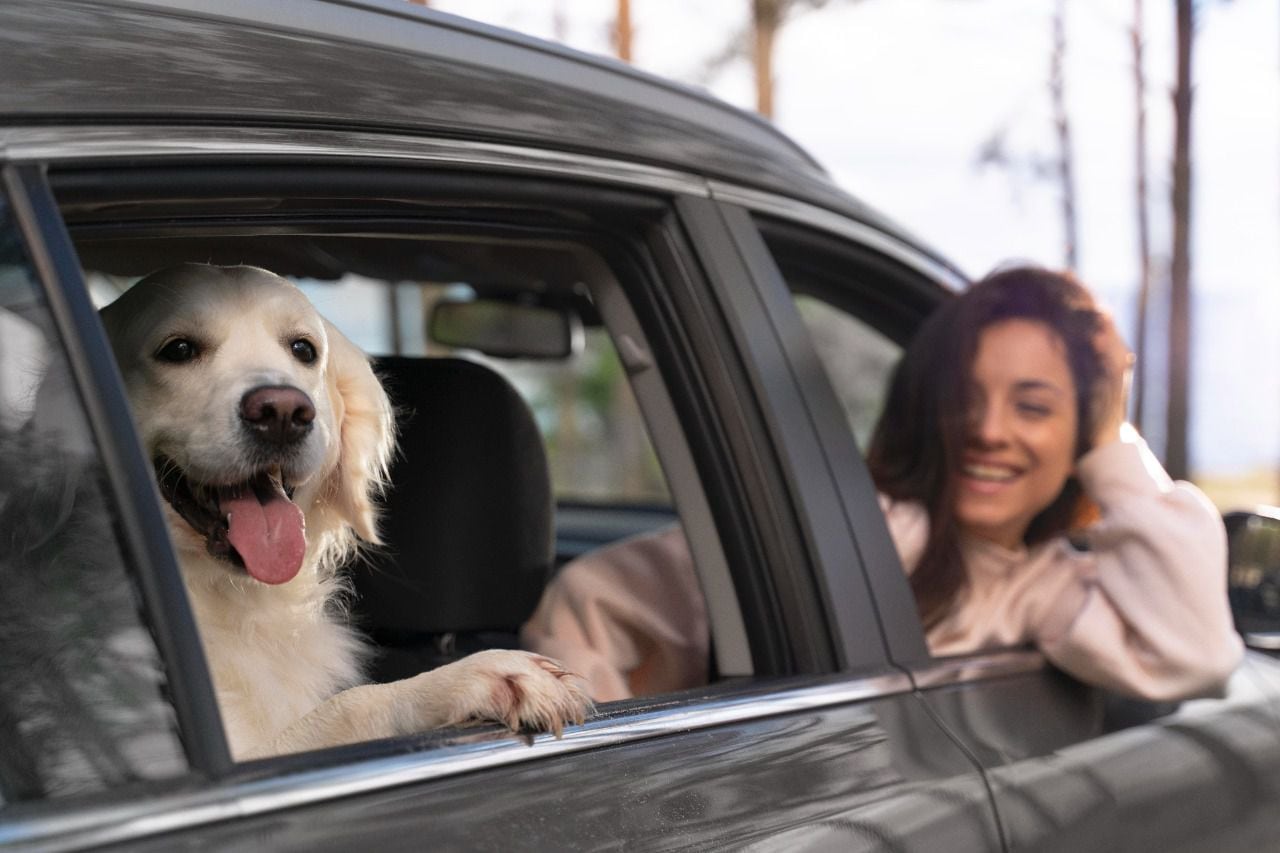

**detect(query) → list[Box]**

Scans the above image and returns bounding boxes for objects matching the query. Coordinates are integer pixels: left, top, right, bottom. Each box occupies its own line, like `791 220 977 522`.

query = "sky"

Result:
430 0 1280 492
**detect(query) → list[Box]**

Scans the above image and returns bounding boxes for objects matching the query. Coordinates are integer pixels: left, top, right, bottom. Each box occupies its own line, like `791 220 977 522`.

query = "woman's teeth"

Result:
964 464 1019 482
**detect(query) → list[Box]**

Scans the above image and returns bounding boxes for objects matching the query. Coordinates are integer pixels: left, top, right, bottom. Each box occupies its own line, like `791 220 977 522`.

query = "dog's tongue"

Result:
219 476 305 585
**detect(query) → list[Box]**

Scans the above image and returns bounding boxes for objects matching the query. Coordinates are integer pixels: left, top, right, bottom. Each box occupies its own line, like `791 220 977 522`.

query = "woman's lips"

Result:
960 461 1023 494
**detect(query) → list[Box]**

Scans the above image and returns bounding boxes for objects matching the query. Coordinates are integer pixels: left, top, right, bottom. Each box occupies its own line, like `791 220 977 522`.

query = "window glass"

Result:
85 265 671 508
295 275 670 506
794 294 900 449
0 199 186 803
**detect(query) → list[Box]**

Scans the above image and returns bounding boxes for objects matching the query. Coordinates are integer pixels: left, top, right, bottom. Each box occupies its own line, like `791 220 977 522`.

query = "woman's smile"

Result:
960 459 1024 494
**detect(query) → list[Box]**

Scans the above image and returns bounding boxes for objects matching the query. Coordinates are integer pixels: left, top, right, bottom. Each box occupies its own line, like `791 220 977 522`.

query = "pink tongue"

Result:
220 480 306 585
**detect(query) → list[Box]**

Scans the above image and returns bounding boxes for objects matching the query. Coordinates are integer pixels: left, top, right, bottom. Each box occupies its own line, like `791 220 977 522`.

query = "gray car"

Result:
2 1 1280 850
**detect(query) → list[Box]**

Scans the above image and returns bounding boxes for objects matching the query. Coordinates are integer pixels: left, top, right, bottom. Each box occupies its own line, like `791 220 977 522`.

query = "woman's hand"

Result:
1091 311 1134 448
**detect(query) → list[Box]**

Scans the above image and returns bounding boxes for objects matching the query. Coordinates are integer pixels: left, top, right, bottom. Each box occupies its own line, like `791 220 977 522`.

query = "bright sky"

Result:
432 0 1280 488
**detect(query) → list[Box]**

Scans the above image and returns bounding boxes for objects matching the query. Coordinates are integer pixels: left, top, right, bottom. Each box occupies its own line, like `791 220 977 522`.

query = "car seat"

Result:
354 356 554 683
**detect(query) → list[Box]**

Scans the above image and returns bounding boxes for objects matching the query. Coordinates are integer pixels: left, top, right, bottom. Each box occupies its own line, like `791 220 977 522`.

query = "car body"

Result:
2 1 1279 850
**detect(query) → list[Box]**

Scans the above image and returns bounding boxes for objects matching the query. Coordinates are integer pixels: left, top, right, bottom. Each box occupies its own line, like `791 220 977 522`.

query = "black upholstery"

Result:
356 356 554 683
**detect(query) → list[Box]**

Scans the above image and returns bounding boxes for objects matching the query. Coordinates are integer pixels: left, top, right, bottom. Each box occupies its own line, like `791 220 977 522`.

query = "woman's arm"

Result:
519 525 708 702
1038 433 1243 701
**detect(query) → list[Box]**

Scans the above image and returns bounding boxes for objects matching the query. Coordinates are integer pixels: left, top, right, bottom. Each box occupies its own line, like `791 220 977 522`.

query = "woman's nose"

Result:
969 403 1009 447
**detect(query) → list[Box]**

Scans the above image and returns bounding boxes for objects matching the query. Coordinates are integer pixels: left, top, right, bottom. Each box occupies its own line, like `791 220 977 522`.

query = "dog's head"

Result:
101 263 394 585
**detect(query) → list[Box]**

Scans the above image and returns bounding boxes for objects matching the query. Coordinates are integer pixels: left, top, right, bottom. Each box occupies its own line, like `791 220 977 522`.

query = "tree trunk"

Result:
1166 0 1194 480
753 0 783 119
1132 0 1153 431
614 0 633 63
1050 0 1079 271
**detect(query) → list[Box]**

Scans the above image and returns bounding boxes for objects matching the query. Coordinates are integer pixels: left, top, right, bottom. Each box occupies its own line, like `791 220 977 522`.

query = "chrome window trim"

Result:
0 125 959 292
0 126 709 198
909 648 1048 690
708 181 967 291
1 672 910 851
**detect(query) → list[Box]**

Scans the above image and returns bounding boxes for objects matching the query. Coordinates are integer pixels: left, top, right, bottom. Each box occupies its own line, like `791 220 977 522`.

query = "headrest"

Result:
358 356 553 634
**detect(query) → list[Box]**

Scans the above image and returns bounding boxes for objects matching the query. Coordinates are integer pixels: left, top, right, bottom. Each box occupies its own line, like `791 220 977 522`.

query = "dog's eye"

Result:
291 339 317 364
155 338 197 363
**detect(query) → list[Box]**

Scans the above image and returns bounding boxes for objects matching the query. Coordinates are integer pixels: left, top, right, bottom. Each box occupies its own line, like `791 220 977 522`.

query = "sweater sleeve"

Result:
519 525 708 703
1038 431 1243 701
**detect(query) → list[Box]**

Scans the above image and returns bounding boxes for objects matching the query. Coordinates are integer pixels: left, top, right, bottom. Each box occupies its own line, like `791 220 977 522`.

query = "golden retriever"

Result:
100 263 589 759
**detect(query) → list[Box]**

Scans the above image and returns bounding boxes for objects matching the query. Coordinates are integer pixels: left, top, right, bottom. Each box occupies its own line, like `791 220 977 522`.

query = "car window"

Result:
61 175 748 758
792 294 900 450
289 276 669 507
0 197 187 804
753 216 948 666
755 229 907 454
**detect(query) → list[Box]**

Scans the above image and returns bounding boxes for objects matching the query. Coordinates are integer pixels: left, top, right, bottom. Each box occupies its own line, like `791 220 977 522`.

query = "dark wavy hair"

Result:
865 265 1107 629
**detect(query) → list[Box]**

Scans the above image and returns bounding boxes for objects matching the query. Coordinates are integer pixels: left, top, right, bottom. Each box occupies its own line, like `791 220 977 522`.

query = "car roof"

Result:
1 1 812 188
0 0 962 282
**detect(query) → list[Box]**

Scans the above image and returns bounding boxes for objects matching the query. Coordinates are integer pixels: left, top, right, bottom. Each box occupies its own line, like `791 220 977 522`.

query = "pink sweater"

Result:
521 435 1243 703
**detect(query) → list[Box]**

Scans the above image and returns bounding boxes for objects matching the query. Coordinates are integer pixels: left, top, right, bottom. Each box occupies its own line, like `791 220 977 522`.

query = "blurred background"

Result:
418 0 1279 511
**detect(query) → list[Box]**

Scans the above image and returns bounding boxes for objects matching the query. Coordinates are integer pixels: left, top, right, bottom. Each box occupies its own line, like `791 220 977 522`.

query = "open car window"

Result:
55 169 759 761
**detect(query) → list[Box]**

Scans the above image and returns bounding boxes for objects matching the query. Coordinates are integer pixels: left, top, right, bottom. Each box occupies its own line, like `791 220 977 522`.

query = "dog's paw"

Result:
427 649 592 738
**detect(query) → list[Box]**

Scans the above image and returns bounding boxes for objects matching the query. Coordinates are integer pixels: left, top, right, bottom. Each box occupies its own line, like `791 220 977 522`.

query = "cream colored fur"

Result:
101 264 589 759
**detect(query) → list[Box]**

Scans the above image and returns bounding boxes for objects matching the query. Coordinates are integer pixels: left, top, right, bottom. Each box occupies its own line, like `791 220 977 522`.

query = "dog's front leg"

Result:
246 650 591 759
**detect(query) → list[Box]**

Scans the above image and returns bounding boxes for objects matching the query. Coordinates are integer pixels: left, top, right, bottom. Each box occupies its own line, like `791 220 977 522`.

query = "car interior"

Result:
50 169 943 722
57 175 702 700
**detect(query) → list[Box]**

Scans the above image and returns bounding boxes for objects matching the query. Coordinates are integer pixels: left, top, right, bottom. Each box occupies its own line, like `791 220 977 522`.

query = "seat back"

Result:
356 356 553 682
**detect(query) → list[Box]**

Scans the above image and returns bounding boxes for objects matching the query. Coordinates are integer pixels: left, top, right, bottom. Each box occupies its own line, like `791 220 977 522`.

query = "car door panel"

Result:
121 688 1001 852
917 655 1280 851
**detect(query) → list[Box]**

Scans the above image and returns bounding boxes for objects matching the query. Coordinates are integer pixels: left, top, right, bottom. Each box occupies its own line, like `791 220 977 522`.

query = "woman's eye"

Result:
1017 401 1051 418
155 338 197 363
291 339 317 364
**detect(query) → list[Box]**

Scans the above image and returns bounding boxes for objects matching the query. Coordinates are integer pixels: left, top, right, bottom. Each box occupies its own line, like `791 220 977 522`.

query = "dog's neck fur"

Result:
181 554 368 758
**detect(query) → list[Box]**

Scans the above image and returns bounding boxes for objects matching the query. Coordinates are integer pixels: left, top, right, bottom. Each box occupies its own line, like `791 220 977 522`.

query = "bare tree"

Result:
752 0 784 118
613 0 633 63
1131 0 1154 431
1165 0 1194 480
975 3 1079 272
1050 0 1079 270
700 1 840 119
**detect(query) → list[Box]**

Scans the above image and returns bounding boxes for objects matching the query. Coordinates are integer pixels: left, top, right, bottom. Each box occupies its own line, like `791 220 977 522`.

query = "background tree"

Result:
1050 0 1079 270
1166 0 1194 480
975 3 1079 272
701 0 839 119
613 0 633 63
1131 0 1154 432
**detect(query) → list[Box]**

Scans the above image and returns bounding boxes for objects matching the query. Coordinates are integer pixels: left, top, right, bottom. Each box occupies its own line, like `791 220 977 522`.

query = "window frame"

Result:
50 162 786 678
737 210 955 669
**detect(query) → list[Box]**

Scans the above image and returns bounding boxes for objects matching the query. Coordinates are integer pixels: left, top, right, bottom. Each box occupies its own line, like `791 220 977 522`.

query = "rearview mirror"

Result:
1226 508 1280 652
428 297 579 360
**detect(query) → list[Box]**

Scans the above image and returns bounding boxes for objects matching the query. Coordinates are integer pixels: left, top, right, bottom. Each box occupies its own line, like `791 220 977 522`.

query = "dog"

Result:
100 263 589 759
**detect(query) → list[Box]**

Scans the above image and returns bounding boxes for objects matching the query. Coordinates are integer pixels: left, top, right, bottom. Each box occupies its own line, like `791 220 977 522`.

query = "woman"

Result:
865 266 1240 699
521 266 1242 702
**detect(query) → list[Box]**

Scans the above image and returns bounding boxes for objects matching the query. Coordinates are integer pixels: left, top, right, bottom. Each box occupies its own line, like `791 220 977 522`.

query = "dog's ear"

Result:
321 319 395 544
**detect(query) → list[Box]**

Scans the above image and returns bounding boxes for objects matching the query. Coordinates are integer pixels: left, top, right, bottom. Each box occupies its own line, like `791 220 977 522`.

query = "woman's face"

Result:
955 318 1078 549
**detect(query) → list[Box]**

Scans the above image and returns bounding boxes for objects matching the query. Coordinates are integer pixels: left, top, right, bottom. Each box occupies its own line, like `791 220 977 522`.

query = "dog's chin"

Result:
154 457 310 586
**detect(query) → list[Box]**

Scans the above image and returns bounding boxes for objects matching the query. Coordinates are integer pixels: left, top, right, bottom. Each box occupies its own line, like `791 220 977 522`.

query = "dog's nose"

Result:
240 385 316 445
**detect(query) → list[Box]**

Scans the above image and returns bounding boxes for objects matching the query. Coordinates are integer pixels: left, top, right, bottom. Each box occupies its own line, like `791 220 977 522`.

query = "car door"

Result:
723 196 1280 851
0 166 229 837
0 142 1011 850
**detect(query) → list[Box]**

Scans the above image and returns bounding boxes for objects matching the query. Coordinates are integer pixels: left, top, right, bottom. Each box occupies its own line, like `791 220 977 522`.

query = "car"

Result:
2 0 1280 849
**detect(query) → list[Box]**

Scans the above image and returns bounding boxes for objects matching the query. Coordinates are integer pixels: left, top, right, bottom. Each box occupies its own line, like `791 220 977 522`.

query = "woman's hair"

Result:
866 265 1107 629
